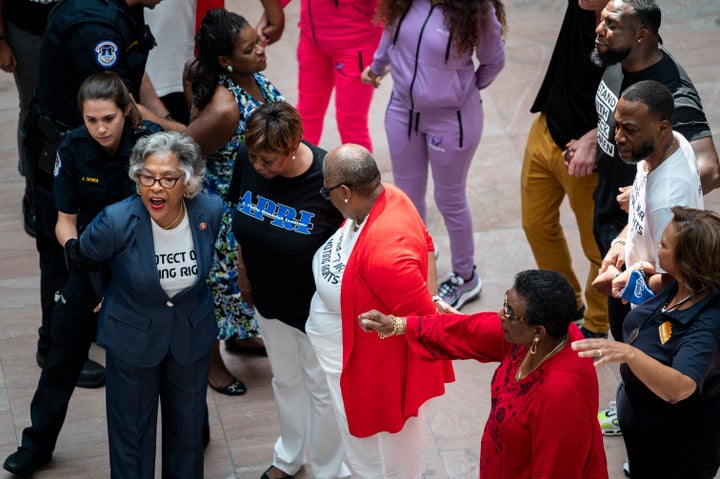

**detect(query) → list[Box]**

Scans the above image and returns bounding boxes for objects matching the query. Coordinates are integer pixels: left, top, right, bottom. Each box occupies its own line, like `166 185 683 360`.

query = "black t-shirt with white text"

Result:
592 48 711 253
230 141 343 331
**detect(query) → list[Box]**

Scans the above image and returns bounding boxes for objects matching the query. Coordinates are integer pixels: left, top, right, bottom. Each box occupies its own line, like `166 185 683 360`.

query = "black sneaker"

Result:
438 267 483 309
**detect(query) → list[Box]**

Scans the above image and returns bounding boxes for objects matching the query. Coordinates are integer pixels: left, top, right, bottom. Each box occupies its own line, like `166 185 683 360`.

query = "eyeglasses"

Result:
319 182 353 200
137 173 182 189
501 290 527 322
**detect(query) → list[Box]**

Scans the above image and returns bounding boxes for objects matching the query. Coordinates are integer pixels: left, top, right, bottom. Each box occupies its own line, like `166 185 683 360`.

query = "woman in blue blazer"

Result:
80 131 222 479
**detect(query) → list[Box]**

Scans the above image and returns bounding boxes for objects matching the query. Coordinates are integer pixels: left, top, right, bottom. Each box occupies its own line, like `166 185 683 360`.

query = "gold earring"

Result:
530 336 539 355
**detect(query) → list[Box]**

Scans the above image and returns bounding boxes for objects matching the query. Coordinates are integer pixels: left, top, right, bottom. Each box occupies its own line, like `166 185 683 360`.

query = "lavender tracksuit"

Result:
370 0 504 278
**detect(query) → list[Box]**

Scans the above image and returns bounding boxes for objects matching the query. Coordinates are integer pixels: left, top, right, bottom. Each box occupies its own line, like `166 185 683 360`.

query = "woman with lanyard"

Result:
574 206 720 478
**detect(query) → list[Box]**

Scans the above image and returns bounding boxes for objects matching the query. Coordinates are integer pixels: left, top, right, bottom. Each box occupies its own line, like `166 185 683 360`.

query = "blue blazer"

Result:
79 193 222 367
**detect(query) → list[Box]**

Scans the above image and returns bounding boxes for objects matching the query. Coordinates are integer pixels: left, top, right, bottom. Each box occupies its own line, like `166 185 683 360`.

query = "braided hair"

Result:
193 8 249 110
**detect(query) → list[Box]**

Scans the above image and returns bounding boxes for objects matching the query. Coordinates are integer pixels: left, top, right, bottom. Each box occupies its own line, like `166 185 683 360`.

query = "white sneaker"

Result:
598 401 622 436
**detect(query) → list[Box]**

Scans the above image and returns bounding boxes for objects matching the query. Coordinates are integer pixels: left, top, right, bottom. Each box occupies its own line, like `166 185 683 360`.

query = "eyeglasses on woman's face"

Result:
319 182 353 200
137 173 182 189
501 290 527 322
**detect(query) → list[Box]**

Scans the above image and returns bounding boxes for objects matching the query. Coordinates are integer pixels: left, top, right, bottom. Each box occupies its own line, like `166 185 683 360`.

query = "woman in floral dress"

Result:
187 8 284 394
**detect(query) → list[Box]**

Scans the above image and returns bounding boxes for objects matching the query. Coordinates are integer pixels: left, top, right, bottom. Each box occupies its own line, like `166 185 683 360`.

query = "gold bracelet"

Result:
378 315 404 339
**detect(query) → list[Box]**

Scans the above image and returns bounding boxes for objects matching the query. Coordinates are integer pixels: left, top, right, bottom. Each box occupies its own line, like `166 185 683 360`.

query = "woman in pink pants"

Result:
261 0 383 151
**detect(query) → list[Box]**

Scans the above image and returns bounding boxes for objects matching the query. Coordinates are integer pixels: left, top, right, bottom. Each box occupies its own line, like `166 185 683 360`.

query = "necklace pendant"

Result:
658 321 672 344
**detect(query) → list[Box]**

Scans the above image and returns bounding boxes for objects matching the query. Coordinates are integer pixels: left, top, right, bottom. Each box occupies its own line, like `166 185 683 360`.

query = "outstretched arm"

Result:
572 338 697 403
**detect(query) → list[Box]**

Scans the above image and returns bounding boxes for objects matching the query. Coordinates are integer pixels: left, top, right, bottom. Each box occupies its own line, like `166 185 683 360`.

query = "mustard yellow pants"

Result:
521 114 608 334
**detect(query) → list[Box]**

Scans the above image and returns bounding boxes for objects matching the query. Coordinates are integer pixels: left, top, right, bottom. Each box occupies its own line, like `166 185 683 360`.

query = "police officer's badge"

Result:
95 41 119 68
53 152 62 178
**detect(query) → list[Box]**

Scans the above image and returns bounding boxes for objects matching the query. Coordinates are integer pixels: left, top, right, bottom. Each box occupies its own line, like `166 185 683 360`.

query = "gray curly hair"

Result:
129 131 205 198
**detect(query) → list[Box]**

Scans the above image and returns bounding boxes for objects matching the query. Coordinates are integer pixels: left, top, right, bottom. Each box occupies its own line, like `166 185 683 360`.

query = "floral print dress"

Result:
203 72 284 340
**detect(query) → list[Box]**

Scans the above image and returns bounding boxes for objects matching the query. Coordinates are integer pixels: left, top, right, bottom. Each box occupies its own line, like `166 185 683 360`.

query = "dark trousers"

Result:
617 381 720 478
22 270 98 455
106 351 210 479
608 296 631 341
32 166 69 356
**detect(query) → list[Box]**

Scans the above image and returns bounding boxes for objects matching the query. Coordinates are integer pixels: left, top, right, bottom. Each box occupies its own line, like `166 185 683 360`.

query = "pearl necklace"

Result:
515 335 568 381
161 200 185 230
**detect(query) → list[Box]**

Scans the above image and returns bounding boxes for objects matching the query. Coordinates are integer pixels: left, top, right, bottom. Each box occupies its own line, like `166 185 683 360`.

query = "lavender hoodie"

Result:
370 0 505 112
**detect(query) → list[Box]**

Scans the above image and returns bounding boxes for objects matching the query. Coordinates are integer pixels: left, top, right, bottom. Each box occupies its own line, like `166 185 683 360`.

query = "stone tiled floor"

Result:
1 0 719 478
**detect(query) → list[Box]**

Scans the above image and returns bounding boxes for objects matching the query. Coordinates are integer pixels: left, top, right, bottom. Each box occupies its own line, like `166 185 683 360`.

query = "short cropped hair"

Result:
129 131 205 198
245 102 303 156
621 79 674 123
624 0 661 35
513 270 576 339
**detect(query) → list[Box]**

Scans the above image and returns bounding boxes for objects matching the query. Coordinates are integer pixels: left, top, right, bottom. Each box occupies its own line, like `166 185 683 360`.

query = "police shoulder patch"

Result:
53 152 62 178
95 40 119 68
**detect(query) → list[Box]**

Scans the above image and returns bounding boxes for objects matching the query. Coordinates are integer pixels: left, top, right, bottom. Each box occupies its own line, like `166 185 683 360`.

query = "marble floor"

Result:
1 0 719 478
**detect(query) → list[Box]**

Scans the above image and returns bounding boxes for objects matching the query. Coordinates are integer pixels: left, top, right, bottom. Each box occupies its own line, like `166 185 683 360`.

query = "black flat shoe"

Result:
3 447 52 476
260 465 293 479
210 378 247 396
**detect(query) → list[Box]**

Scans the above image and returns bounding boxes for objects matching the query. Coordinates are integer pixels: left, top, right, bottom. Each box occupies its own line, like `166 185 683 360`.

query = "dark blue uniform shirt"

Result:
621 283 720 407
37 0 154 128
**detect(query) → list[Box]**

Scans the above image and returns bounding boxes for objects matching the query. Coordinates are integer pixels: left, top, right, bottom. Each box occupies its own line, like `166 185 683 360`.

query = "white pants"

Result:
306 313 427 479
257 311 350 479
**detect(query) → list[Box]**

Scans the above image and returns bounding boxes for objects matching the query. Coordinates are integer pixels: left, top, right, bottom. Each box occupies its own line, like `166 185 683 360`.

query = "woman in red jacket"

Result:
307 143 454 478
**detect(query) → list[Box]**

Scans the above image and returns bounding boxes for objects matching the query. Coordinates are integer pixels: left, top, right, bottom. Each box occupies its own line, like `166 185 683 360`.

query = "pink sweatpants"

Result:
296 31 376 151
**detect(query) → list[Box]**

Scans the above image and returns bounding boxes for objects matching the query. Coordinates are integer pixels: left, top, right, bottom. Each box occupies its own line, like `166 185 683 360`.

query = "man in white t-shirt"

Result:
594 79 702 296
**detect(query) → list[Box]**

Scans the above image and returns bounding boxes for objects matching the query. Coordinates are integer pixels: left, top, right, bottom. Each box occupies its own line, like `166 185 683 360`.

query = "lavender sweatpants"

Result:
385 93 483 279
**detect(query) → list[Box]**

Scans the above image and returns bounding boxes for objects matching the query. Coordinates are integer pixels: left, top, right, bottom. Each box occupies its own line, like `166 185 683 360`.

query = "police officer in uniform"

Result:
28 0 162 385
3 0 162 475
